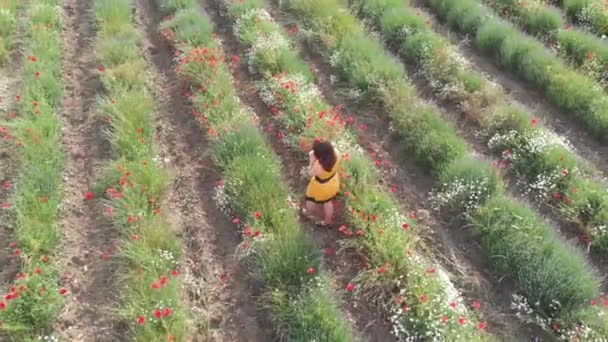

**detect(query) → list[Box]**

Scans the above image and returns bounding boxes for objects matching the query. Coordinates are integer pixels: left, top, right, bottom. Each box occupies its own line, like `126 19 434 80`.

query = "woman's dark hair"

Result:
313 140 337 172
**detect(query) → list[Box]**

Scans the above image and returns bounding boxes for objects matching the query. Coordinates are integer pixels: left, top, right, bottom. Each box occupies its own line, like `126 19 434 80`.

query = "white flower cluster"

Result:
233 8 274 37
511 294 607 341
246 31 292 75
37 335 58 342
257 73 321 111
158 249 178 267
430 177 492 215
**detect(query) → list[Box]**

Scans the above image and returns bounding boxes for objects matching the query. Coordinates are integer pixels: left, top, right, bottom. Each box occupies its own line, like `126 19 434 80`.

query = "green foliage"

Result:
471 195 599 315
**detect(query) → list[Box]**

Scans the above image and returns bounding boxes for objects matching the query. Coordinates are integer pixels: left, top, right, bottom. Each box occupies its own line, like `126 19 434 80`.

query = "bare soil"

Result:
134 0 275 340
266 7 554 341
409 0 608 178
54 1 126 341
0 0 29 294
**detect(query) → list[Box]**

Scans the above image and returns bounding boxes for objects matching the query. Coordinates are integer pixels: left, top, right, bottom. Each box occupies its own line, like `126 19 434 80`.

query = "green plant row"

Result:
160 1 355 340
93 0 187 340
275 0 608 338
424 0 608 142
486 0 608 90
0 1 66 340
350 0 608 256
217 0 492 339
0 0 18 63
556 0 608 38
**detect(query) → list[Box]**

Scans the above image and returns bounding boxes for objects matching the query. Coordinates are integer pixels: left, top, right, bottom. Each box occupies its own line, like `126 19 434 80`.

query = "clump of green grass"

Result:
94 0 188 339
0 1 66 339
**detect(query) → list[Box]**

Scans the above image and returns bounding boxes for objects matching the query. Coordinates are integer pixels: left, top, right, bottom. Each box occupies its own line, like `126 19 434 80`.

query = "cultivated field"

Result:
0 0 607 341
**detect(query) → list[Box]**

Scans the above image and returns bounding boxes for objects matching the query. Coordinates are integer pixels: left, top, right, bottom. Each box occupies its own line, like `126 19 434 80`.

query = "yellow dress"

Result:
305 157 340 204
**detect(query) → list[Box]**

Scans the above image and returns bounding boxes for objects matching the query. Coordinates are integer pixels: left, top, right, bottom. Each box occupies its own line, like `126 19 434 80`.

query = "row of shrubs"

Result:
93 0 187 339
159 0 356 340
424 0 608 142
0 1 68 339
556 0 608 38
487 0 608 90
350 0 608 254
275 0 608 338
220 0 491 339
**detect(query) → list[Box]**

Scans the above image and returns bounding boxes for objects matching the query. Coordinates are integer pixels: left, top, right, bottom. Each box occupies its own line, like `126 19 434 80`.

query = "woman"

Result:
303 140 340 226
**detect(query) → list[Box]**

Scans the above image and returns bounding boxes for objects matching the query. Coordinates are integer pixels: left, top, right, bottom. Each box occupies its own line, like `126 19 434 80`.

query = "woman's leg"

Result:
322 201 334 224
304 200 319 220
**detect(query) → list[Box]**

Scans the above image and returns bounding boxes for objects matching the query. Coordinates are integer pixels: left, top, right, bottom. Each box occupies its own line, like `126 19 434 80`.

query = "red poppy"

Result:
9 241 16 248
34 71 40 77
105 207 113 216
377 265 386 274
28 55 37 62
306 267 315 274
553 192 561 200
552 324 559 332
563 196 570 204
426 267 435 274
83 191 94 200
586 52 593 60
33 267 41 275
345 282 354 292
457 316 466 325
243 226 251 236
439 315 447 323
591 299 597 305
59 288 68 296
154 309 162 319
449 302 456 308
13 249 20 256
402 223 409 230
131 234 139 240
419 294 427 302
562 169 568 176
40 196 47 203
0 302 5 310
253 211 261 219
477 321 486 330
253 230 261 238
355 229 365 236
215 180 222 187
1 202 9 209
232 217 240 224
163 308 172 317
324 247 334 256
97 65 105 72
231 54 240 64
530 118 537 125
41 255 49 263
151 282 160 290
171 269 179 277
276 131 284 140
136 315 145 325
160 276 168 286
127 216 135 224
472 300 480 310
3 181 11 189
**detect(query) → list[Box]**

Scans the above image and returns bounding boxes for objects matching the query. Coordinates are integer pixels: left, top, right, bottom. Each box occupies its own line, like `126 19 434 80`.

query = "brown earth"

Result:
53 1 126 341
0 0 29 296
134 0 275 340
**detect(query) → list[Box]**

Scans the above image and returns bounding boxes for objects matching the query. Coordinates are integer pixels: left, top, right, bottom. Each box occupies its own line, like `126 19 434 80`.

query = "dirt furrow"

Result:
0 0 29 291
54 1 124 340
409 0 608 177
133 0 274 340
